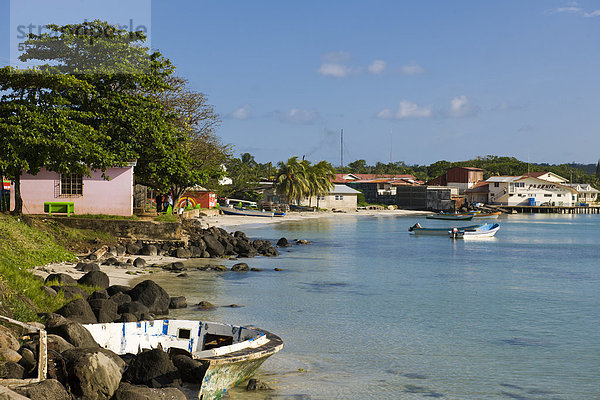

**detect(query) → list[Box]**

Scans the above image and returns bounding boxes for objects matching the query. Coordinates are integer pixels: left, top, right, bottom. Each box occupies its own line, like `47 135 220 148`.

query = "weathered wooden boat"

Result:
470 211 501 219
426 213 474 221
449 223 500 239
408 222 484 235
220 206 275 217
83 319 283 400
234 206 286 217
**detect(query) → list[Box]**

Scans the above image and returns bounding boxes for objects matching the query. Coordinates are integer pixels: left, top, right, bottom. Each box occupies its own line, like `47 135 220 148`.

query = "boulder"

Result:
233 231 248 240
76 262 100 272
47 334 74 353
168 297 187 309
89 290 109 300
196 301 215 310
127 280 170 315
45 273 77 285
133 258 146 268
78 271 110 289
0 348 22 363
107 285 130 297
235 240 257 257
276 237 290 247
17 347 36 374
41 285 58 298
112 382 187 400
247 378 273 391
126 243 142 255
115 245 126 256
0 326 20 351
88 299 119 323
43 313 69 328
110 292 132 306
231 262 250 271
139 245 158 257
12 379 70 400
102 257 120 266
202 234 225 257
212 265 228 272
170 354 207 383
64 349 124 400
117 302 149 320
175 248 192 259
0 361 24 379
123 349 181 388
46 322 99 348
51 285 90 301
117 313 138 323
189 246 204 258
56 298 97 324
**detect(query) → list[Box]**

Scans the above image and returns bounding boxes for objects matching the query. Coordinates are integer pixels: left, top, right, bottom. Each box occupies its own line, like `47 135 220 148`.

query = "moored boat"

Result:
220 206 275 217
426 213 474 220
470 211 501 219
449 223 500 239
408 222 484 235
83 319 283 400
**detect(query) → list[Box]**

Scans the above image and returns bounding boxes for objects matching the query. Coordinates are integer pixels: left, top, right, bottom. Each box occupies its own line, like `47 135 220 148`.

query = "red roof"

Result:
333 173 416 183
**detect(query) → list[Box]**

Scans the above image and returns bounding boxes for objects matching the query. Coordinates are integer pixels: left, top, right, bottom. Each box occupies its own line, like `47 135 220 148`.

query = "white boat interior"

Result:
83 319 270 358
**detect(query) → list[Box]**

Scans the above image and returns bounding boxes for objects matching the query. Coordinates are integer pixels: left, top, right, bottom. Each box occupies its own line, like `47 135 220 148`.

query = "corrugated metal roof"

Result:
486 176 519 182
331 184 361 194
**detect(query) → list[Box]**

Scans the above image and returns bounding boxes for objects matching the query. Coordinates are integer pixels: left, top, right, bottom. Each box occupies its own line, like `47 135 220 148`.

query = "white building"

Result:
564 183 600 204
300 184 360 211
487 173 577 206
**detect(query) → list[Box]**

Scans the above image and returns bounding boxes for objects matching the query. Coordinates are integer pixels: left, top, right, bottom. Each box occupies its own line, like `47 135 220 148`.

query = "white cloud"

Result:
318 63 354 78
377 100 433 120
401 63 425 75
368 59 387 74
276 108 322 125
447 95 479 118
551 2 600 17
322 50 351 63
229 104 251 120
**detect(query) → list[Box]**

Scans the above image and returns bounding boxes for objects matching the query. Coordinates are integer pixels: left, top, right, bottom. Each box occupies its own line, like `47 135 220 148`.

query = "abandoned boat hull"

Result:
83 319 283 399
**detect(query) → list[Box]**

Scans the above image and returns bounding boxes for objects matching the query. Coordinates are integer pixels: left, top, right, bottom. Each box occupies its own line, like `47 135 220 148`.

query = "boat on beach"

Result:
408 222 484 235
83 319 283 400
449 223 500 239
426 213 474 220
220 206 276 217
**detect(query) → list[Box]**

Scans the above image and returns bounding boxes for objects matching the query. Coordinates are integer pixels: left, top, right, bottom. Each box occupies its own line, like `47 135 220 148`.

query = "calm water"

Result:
150 214 600 399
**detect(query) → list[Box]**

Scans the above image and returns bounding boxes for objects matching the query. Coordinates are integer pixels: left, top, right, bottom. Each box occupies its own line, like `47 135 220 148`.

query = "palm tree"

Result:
311 161 335 209
275 156 309 204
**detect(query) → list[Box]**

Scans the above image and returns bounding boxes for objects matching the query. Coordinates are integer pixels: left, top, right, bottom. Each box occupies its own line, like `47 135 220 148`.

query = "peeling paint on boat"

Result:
83 319 283 399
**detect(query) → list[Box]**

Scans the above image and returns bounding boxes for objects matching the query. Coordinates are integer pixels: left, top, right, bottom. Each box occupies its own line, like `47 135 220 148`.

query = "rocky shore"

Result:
0 226 292 399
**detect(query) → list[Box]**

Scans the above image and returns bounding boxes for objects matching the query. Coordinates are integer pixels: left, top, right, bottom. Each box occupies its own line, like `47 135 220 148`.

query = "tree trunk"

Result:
11 173 23 215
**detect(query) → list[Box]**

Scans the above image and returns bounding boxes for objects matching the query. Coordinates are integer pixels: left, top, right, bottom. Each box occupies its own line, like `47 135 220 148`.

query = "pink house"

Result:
10 162 136 216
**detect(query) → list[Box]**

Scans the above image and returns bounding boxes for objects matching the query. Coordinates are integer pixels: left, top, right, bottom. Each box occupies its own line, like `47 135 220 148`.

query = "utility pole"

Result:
340 129 344 169
390 129 393 164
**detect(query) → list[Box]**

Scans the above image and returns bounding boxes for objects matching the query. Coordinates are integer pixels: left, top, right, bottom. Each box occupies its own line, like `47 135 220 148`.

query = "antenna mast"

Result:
390 129 393 164
340 129 344 168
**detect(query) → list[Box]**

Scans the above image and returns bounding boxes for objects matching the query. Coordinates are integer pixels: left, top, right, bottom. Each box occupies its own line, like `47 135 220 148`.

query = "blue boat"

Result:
409 223 484 235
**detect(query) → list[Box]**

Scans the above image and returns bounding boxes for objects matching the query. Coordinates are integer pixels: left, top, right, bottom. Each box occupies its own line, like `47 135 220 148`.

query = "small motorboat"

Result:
449 223 500 239
408 222 484 235
426 213 474 221
84 319 283 399
470 211 501 219
220 206 275 217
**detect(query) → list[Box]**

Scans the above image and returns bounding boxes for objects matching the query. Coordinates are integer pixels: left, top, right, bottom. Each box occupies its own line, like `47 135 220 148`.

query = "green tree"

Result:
275 156 309 204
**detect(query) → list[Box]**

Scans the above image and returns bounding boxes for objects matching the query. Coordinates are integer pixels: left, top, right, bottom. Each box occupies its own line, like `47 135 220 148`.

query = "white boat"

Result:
449 223 500 239
83 319 283 399
408 223 484 235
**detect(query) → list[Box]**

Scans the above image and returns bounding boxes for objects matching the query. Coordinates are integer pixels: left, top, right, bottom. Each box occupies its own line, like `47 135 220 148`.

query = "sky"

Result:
1 0 600 166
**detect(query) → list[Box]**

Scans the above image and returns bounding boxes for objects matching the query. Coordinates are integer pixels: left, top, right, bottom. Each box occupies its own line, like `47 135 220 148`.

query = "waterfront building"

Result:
564 183 600 204
10 164 137 216
427 167 484 194
486 173 577 206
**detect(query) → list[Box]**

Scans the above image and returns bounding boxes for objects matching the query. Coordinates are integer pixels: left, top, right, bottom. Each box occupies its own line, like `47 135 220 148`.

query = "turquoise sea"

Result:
151 214 600 399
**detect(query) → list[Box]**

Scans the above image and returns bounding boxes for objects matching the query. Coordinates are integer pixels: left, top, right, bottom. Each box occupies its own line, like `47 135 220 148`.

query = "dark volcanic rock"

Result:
117 313 138 323
45 273 77 285
262 246 279 257
170 354 207 383
56 299 97 324
139 245 158 256
246 378 273 391
175 248 192 259
231 262 250 271
102 257 120 266
13 378 70 400
78 271 110 289
46 322 100 348
41 285 58 298
126 243 142 255
196 301 215 310
276 237 290 247
127 280 170 315
76 262 101 272
110 292 132 306
168 296 187 309
88 299 119 323
107 285 130 297
89 290 109 300
117 302 149 320
123 349 181 388
202 234 225 257
133 258 146 268
0 361 25 379
63 348 125 400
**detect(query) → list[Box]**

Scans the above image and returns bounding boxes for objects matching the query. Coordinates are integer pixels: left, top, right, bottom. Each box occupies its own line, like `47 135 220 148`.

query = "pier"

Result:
490 205 600 214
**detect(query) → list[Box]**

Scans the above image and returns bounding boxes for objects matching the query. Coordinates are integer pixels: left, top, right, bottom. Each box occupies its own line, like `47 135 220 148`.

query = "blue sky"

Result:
2 1 600 166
